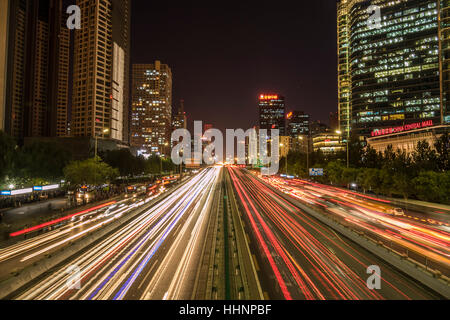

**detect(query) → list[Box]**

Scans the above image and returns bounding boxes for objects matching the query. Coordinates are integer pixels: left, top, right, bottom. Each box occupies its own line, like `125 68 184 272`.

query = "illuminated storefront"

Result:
367 124 449 154
313 133 346 155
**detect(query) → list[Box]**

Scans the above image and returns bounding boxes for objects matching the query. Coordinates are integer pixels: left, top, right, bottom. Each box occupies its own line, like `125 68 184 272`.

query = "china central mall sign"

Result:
371 120 434 137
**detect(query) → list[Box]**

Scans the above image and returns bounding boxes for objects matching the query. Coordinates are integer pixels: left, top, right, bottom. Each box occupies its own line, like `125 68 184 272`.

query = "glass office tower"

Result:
338 0 450 137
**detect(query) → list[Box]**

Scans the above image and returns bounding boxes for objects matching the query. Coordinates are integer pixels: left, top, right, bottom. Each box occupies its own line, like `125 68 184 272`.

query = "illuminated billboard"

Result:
371 120 434 137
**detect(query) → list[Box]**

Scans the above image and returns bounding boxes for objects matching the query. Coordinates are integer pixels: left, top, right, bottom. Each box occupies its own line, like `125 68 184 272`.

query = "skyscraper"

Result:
286 110 310 137
440 1 450 124
172 99 187 131
0 0 9 132
338 0 450 138
71 0 131 143
337 0 352 139
3 0 70 139
258 94 286 136
131 61 173 157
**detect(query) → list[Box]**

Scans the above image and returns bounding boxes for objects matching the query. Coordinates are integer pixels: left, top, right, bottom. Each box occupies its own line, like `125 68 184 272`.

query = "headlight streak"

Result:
229 168 435 300
14 168 222 301
113 168 219 300
264 175 450 270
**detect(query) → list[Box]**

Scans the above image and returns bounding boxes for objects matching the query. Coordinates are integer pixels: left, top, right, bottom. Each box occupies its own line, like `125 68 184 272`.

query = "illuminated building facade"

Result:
440 0 450 124
367 123 449 154
131 61 172 157
258 94 286 136
3 0 70 139
287 111 310 137
71 0 131 143
0 0 9 132
337 0 353 139
279 136 291 158
313 132 346 155
310 120 329 136
338 0 450 138
172 99 187 131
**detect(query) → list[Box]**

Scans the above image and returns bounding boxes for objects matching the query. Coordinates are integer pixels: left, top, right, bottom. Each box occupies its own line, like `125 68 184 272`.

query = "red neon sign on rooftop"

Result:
259 94 279 100
371 120 434 137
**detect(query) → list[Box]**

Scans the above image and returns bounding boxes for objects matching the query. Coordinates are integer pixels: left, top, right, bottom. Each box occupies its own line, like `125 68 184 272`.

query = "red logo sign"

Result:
259 95 279 100
371 120 433 137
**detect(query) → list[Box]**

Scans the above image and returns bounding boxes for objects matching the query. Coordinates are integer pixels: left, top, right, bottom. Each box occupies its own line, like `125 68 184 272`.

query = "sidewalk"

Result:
0 194 124 241
1 198 68 227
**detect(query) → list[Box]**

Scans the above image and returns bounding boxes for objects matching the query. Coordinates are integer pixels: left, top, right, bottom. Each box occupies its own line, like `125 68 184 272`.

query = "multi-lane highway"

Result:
0 166 445 300
263 176 450 276
10 167 222 300
228 167 442 300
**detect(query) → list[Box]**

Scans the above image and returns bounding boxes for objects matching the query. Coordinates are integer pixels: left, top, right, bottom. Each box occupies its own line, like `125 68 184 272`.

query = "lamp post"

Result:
179 148 184 181
95 128 110 159
336 130 349 168
93 128 109 193
160 142 169 175
280 143 288 175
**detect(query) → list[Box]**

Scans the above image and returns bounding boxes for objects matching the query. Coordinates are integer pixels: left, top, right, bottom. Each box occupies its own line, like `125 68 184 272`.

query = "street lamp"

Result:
160 142 170 175
94 128 109 191
280 143 288 175
95 128 110 159
336 130 349 169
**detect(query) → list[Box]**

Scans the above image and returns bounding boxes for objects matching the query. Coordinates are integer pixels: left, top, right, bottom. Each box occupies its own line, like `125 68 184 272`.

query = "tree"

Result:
357 168 383 195
362 146 382 169
64 157 119 187
0 131 17 182
411 140 437 172
145 155 161 174
341 167 359 186
326 161 345 185
378 168 394 197
434 131 450 172
14 141 72 182
412 172 442 203
103 149 146 177
391 149 413 200
348 134 365 168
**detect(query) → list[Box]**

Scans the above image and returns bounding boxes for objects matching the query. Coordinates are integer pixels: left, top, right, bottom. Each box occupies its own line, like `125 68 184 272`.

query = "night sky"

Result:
131 1 338 133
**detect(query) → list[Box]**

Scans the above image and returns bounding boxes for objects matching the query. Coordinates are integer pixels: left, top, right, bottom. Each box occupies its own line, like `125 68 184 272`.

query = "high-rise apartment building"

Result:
3 0 70 139
338 0 450 138
258 94 286 136
131 61 173 157
71 0 131 143
0 0 9 132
